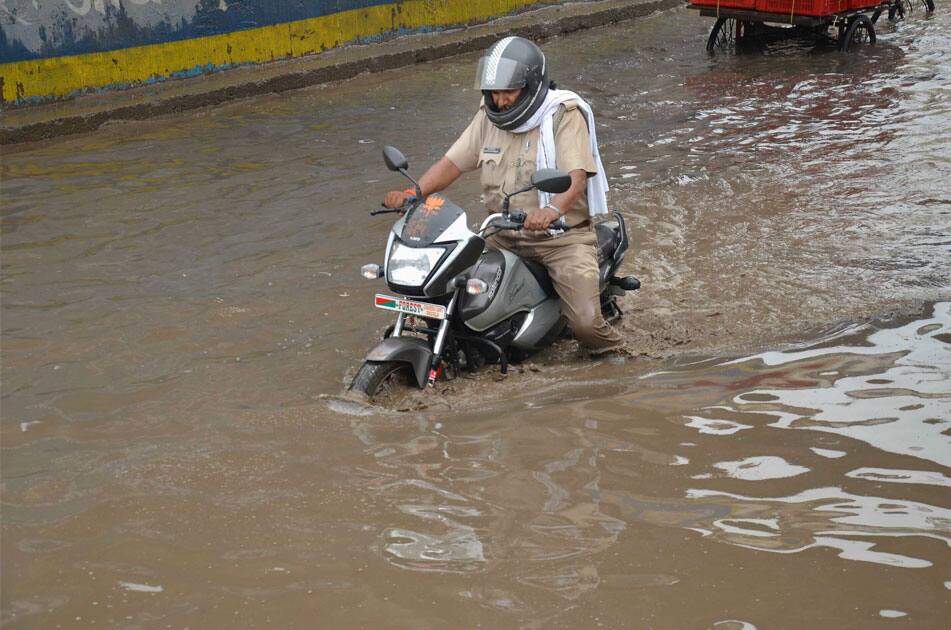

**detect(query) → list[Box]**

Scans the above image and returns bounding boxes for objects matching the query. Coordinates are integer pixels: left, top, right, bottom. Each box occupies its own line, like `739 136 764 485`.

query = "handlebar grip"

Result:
497 210 567 231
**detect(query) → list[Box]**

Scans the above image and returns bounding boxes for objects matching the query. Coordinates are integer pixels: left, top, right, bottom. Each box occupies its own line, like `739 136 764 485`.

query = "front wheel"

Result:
349 360 414 400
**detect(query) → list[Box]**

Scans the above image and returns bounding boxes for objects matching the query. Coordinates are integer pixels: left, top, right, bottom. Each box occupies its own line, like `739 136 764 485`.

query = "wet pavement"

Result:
2 5 950 628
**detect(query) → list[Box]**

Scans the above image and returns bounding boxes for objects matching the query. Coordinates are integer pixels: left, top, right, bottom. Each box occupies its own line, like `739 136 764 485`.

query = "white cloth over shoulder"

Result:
510 89 609 216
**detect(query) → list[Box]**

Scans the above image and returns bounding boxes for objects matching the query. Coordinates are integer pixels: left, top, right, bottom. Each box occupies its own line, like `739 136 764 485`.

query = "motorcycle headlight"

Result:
386 242 445 287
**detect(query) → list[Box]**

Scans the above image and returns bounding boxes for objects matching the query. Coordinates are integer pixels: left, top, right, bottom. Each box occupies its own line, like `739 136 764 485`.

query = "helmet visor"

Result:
474 56 529 91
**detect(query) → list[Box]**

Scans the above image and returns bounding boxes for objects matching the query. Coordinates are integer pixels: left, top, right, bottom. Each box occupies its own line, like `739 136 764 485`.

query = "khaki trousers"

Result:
486 226 623 352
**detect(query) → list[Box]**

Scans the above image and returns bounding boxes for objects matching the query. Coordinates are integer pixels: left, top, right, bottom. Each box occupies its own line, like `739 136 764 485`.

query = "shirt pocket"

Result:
477 148 502 168
515 153 537 192
478 148 503 190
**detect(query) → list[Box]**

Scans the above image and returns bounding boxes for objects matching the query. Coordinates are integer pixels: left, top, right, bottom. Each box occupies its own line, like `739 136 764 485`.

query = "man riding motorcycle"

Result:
383 36 625 354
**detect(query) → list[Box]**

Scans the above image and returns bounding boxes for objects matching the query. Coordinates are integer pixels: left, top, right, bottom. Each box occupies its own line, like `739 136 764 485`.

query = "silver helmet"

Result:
474 37 550 131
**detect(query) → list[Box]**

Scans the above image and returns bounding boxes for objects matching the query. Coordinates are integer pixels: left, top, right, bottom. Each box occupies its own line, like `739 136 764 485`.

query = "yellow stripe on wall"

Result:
1 0 541 105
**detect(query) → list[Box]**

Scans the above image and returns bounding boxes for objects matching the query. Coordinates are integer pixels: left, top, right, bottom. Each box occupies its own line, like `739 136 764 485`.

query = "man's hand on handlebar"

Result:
523 206 562 231
383 189 416 209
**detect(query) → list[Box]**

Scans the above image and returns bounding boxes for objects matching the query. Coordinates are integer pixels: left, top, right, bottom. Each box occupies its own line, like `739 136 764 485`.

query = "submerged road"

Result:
2 6 950 628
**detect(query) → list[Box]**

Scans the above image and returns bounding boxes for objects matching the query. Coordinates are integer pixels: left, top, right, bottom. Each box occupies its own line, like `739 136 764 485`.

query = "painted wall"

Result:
0 0 553 105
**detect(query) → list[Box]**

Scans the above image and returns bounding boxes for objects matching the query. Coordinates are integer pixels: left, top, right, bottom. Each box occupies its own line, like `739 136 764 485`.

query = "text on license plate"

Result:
374 294 447 320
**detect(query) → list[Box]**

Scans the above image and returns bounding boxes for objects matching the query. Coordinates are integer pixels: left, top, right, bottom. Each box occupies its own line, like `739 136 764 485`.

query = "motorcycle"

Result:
349 146 640 400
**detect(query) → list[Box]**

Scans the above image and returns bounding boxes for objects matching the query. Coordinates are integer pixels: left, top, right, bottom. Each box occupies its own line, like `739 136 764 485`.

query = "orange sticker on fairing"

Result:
421 195 445 215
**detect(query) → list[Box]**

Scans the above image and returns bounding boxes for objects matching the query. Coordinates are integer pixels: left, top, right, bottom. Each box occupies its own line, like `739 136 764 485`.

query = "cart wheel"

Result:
706 18 746 52
840 15 876 51
894 0 935 16
888 0 910 19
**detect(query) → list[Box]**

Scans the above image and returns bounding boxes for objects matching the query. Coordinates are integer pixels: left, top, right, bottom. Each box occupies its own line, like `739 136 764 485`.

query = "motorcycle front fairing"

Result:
362 194 485 389
383 194 484 298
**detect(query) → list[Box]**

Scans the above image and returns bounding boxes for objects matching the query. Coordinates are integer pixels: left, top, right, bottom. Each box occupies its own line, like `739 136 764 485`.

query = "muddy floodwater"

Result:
2 5 950 628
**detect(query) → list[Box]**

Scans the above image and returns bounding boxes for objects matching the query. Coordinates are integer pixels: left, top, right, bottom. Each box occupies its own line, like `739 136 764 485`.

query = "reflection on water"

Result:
659 302 951 570
354 414 629 600
357 304 948 624
711 455 810 480
718 301 949 465
688 485 947 568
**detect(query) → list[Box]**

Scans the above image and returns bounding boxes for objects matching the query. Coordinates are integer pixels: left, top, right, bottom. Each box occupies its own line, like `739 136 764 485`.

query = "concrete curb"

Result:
0 0 683 145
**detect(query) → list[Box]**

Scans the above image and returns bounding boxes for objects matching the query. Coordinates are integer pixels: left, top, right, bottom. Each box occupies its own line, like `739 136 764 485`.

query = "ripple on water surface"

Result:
652 302 950 570
351 304 948 627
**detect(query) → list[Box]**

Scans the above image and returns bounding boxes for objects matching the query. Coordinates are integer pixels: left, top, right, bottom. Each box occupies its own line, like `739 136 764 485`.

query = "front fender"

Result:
365 336 434 389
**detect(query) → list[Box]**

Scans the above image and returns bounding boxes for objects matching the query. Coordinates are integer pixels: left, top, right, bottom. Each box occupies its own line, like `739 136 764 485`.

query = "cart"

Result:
689 0 936 52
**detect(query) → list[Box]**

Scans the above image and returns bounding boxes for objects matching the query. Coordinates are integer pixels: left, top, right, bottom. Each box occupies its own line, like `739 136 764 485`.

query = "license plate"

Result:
374 294 447 320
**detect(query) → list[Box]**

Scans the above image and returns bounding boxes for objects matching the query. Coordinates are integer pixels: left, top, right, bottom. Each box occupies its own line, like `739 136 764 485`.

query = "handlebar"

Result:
370 207 404 216
491 210 568 233
371 195 418 216
372 202 569 234
511 211 569 232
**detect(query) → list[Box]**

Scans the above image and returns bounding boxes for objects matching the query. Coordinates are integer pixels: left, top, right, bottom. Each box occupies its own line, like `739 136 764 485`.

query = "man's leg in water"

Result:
516 228 624 353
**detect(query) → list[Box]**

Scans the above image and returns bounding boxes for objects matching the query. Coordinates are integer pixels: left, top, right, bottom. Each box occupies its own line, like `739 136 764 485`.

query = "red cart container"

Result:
754 0 849 16
689 0 758 11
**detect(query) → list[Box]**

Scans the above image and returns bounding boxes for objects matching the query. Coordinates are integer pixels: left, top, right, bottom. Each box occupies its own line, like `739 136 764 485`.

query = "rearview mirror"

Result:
531 169 572 194
382 146 409 172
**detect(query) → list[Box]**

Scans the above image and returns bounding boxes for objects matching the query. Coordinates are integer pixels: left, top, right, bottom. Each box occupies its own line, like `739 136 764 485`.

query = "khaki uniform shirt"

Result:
445 101 598 228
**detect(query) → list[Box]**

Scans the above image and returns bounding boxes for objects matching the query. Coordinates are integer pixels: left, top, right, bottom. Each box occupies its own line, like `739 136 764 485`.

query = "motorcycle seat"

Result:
522 259 558 298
